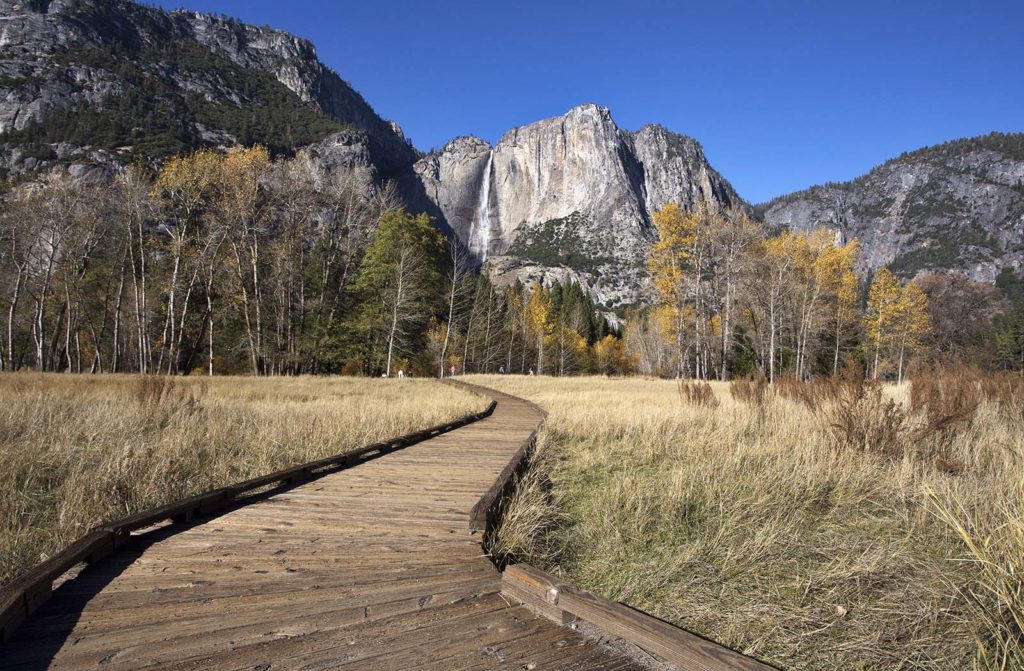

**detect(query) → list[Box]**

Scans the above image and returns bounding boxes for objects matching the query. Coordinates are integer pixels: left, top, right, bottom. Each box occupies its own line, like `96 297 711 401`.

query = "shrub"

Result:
678 379 719 407
910 366 981 465
818 376 907 458
729 374 769 406
979 371 1024 419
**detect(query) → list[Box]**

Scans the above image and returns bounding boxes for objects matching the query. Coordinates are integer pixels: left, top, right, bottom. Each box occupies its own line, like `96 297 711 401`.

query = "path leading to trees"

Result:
0 383 770 671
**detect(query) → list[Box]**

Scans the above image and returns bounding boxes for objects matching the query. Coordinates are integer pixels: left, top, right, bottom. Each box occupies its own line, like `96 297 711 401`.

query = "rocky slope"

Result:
408 104 740 309
761 133 1024 281
0 0 414 177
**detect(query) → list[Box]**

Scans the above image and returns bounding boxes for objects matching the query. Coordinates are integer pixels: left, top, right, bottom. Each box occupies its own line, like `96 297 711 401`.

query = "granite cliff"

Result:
409 104 740 309
2 0 1022 307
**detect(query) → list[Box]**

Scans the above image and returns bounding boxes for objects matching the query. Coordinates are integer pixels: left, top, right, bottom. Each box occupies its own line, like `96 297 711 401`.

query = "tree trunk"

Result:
7 267 25 371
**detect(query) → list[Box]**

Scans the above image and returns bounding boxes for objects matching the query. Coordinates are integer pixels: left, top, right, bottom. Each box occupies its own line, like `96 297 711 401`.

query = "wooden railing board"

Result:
502 564 776 671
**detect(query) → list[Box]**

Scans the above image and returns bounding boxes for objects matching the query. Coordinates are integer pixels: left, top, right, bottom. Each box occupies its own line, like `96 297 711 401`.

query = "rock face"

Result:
410 104 740 309
0 0 415 176
762 133 1024 281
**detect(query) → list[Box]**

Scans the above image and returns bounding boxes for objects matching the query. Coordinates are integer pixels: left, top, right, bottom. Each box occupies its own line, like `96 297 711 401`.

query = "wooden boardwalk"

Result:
1 383 775 670
0 385 654 670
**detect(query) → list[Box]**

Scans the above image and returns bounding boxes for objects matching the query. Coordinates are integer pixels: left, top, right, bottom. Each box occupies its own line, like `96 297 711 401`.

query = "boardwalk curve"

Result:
0 382 771 670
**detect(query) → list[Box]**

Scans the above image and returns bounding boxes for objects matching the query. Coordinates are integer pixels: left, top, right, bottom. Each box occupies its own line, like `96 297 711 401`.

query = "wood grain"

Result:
502 564 777 670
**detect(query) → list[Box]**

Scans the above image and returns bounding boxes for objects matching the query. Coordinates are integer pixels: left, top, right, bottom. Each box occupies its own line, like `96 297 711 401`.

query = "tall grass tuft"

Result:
729 374 769 406
930 486 1024 670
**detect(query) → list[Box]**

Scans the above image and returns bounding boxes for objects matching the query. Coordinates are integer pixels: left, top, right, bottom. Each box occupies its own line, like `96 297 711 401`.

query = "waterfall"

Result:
472 151 494 262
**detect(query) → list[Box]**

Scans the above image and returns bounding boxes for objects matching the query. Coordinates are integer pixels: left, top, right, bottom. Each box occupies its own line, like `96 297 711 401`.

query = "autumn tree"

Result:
864 268 903 379
852 269 931 382
525 285 553 374
593 334 634 375
152 149 220 373
215 146 272 374
820 240 860 375
648 202 697 376
708 206 763 380
893 280 930 382
755 231 799 382
624 308 670 376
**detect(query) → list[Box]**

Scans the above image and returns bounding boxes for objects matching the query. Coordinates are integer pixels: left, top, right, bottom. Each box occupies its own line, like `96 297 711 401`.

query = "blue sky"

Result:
152 1 1023 203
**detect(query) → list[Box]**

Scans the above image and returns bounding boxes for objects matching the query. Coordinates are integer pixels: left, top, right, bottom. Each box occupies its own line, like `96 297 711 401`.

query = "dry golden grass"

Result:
472 373 1024 671
0 373 484 587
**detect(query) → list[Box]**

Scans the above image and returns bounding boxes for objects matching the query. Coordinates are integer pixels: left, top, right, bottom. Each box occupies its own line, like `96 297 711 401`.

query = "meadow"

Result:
0 373 484 587
473 371 1024 671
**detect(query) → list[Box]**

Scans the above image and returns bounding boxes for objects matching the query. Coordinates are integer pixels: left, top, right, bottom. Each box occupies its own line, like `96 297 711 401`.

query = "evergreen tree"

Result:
352 210 443 376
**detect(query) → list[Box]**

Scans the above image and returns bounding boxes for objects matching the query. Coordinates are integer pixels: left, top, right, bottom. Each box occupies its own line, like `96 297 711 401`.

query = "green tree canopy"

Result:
352 209 444 376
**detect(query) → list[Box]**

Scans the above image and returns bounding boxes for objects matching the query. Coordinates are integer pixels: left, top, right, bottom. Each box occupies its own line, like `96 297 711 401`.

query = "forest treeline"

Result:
0 146 615 376
631 202 1024 380
1 145 1022 378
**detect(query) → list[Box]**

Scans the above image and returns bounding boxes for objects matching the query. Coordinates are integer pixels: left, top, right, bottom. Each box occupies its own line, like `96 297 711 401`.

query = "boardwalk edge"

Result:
501 564 778 671
443 379 548 536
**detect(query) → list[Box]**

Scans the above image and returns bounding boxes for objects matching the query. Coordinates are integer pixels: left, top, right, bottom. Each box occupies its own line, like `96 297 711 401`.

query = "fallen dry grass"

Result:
473 372 1024 671
0 373 483 587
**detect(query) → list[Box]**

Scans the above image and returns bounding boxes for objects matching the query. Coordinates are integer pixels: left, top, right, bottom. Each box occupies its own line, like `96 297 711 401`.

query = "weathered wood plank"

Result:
503 563 776 670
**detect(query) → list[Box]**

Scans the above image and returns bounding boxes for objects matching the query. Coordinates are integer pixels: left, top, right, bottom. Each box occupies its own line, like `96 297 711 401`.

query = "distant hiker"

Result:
398 369 405 379
499 366 505 374
528 368 534 376
449 364 457 377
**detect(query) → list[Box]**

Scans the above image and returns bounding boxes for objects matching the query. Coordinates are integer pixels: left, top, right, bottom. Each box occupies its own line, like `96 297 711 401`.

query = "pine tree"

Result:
352 209 444 376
